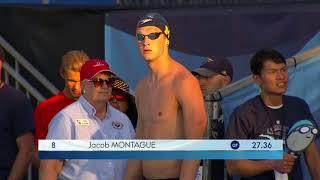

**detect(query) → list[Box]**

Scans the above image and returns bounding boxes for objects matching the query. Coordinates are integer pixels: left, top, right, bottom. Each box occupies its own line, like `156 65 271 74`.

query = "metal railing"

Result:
218 45 320 98
0 35 58 103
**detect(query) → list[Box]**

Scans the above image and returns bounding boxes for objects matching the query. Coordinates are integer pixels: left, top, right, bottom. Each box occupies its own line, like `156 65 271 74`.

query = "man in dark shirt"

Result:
192 57 233 96
192 57 233 180
0 46 34 179
226 48 320 180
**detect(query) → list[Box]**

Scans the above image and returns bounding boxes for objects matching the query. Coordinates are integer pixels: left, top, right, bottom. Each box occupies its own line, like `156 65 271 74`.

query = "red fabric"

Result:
34 91 75 146
80 59 113 81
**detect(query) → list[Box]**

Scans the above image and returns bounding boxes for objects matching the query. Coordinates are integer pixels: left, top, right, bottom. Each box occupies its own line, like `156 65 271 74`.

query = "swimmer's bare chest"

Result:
138 81 184 139
138 81 183 178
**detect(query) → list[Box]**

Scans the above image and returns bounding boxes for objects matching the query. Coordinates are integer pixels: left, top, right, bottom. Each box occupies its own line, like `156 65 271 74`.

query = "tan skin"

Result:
125 26 207 180
62 70 82 100
8 125 34 180
226 60 320 179
39 72 112 180
32 69 82 168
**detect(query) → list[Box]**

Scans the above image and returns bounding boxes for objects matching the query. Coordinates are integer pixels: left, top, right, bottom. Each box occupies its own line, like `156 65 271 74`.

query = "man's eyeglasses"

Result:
88 78 115 88
136 32 162 41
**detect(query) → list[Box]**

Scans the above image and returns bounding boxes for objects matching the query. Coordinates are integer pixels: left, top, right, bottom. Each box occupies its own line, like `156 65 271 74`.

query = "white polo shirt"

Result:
47 96 135 180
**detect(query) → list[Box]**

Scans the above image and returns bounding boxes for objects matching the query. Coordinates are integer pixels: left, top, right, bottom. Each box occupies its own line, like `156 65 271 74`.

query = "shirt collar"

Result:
79 96 111 120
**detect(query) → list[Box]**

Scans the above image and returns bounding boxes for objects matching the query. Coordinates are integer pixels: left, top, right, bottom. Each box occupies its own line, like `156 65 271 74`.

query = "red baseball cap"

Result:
80 59 114 81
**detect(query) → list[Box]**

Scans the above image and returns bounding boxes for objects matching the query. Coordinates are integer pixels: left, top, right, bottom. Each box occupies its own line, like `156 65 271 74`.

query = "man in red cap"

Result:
40 59 135 180
126 13 207 180
191 57 233 180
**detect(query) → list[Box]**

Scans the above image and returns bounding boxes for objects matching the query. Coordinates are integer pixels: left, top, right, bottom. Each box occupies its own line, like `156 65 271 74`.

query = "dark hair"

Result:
112 86 138 128
0 46 5 62
250 48 286 75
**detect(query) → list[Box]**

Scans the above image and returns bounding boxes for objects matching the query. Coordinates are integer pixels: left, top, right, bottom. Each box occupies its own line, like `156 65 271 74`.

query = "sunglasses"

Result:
88 78 115 88
109 94 127 102
194 72 227 80
136 32 163 41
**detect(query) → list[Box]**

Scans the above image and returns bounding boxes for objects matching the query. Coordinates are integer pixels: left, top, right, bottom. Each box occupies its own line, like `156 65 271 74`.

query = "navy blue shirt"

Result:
0 85 34 178
226 95 317 180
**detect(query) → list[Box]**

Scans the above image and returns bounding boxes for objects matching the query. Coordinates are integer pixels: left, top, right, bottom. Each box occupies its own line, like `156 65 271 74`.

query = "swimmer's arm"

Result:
176 76 207 180
125 161 142 180
304 141 320 180
125 117 143 180
125 84 143 180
